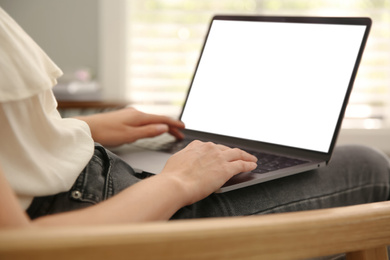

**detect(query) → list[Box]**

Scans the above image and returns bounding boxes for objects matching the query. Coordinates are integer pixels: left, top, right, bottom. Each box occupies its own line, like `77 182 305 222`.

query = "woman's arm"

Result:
75 107 185 147
0 141 257 228
0 166 30 228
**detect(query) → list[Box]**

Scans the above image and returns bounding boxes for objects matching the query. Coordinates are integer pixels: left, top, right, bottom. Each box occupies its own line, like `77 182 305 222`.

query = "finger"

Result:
214 143 232 151
186 140 206 148
168 127 185 140
138 113 185 129
186 141 256 162
229 160 258 174
223 148 258 162
123 107 184 128
186 141 229 151
126 124 169 141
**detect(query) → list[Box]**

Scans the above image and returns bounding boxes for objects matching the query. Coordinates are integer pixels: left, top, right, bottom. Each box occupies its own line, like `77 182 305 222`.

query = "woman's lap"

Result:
27 144 390 220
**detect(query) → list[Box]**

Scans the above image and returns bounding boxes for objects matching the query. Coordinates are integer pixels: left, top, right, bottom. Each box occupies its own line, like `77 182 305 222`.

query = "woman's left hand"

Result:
76 107 185 147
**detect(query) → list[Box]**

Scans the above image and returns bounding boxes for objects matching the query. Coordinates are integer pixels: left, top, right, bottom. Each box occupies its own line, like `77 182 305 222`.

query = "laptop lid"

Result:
179 15 371 161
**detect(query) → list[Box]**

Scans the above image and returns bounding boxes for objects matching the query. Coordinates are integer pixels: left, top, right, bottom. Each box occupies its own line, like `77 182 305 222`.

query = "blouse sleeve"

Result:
0 7 63 102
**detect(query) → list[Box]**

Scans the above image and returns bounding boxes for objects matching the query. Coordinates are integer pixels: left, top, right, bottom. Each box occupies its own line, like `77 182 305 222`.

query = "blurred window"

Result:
126 0 390 129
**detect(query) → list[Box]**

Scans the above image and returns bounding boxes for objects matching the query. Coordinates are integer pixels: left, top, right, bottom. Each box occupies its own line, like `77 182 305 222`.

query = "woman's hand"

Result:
160 140 258 205
76 107 185 147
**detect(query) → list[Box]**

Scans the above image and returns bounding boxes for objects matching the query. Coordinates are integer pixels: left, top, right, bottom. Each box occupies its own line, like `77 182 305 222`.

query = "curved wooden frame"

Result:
0 201 389 260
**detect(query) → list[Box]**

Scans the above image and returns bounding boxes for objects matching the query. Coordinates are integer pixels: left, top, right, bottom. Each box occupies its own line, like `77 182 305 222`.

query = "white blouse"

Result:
0 7 94 209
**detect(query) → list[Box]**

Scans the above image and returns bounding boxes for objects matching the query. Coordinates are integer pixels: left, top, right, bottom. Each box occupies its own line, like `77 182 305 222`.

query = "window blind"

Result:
126 0 390 129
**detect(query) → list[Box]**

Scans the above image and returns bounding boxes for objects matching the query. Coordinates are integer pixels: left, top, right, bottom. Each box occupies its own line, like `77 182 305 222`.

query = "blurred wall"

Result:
0 0 99 80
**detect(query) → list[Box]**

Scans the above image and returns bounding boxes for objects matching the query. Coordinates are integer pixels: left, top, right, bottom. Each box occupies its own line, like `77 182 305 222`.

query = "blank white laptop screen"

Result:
181 20 367 153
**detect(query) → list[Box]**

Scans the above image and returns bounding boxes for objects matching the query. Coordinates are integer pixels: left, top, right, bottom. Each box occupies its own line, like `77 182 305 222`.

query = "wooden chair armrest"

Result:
1 201 389 260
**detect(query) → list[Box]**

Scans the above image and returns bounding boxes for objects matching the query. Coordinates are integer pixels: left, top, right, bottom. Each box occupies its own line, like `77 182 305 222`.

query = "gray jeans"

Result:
27 143 390 220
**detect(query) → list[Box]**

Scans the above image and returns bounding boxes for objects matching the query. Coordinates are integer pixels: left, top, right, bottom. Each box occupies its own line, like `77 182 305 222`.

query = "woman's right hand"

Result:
160 140 258 205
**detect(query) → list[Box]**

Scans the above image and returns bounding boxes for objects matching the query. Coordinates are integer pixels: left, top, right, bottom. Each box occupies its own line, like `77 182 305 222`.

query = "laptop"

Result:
115 15 372 192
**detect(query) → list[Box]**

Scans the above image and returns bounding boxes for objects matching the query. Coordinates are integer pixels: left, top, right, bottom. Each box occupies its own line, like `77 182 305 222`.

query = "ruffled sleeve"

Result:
0 7 63 102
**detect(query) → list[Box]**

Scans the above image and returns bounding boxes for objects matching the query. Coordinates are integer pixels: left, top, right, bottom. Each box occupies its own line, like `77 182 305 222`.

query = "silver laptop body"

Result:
114 15 371 192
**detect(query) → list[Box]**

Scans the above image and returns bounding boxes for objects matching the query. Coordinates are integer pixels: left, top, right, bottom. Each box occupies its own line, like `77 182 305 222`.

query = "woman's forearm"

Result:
32 174 187 226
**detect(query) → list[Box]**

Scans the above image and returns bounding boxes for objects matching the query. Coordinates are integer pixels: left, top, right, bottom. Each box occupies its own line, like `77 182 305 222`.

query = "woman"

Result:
0 6 389 228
